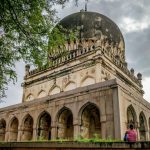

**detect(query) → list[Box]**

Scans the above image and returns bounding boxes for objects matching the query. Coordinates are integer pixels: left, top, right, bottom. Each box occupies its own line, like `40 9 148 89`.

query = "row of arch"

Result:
0 104 149 141
26 76 95 101
127 105 150 141
0 103 100 141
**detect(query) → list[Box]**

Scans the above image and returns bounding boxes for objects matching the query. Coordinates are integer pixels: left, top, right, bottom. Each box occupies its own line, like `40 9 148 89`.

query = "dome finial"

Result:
85 0 88 11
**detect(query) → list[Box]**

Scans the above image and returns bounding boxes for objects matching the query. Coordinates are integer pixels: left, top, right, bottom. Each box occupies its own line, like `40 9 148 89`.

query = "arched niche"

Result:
127 105 137 128
38 90 46 98
81 76 95 87
0 119 6 141
64 81 76 92
139 112 147 141
26 94 34 101
49 86 61 95
9 117 19 142
21 114 33 141
37 112 51 140
56 107 73 139
79 103 101 139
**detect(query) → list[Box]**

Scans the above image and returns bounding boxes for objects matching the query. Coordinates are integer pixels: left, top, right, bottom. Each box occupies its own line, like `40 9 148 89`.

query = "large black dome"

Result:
58 11 125 50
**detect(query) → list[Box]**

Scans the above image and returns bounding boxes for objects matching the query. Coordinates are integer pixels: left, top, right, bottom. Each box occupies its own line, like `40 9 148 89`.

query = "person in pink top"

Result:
126 124 137 142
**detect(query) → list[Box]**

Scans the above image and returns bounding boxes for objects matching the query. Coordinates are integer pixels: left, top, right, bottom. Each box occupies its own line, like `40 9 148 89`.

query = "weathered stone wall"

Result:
23 46 142 104
117 79 150 141
0 80 116 142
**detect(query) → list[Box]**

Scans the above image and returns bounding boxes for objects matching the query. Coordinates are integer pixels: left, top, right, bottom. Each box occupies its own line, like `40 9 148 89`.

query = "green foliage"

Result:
74 134 123 143
0 0 76 99
74 138 122 143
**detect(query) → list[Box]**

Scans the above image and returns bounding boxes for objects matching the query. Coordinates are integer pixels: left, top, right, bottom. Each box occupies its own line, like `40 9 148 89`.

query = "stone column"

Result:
17 127 22 141
100 115 106 139
112 85 121 139
32 127 38 141
73 120 80 139
5 130 9 142
51 122 57 140
135 122 140 141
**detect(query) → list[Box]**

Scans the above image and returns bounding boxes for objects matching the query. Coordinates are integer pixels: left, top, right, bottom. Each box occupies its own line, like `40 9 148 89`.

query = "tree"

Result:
0 0 73 99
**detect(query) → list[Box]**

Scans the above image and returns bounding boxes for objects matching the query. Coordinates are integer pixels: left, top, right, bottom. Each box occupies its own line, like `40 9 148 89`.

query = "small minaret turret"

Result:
25 64 30 76
130 68 134 75
137 73 142 84
85 0 88 11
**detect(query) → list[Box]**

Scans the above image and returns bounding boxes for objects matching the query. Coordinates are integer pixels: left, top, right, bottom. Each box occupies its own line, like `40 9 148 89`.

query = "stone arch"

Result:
78 102 101 138
139 111 147 141
56 107 73 139
26 94 34 101
64 81 76 92
49 85 61 95
127 105 137 129
37 111 51 140
81 75 95 87
0 119 6 141
38 90 46 98
9 117 19 141
21 114 33 141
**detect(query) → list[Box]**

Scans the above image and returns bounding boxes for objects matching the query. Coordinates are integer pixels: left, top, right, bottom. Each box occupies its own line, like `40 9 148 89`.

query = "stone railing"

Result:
27 44 95 76
26 42 142 88
101 48 142 87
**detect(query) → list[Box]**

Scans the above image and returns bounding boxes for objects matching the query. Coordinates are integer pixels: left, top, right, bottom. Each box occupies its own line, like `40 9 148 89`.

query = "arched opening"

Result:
0 119 6 141
57 108 73 139
21 115 33 141
9 117 18 141
38 112 51 140
80 103 101 138
139 112 147 141
127 105 137 128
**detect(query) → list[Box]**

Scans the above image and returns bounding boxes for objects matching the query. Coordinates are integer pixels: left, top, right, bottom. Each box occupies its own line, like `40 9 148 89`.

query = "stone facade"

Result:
0 11 150 142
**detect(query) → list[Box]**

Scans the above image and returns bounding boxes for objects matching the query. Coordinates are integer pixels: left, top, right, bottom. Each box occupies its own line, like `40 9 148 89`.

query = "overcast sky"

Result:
1 0 150 108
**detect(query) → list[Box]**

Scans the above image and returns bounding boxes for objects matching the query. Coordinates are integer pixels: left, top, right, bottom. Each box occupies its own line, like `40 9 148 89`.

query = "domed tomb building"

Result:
0 11 150 142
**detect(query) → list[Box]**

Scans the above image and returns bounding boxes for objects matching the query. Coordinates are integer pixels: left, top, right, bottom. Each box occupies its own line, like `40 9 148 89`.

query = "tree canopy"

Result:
0 0 77 99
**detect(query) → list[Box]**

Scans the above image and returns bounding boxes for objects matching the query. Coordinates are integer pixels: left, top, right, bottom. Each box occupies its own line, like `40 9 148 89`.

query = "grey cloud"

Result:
125 26 150 77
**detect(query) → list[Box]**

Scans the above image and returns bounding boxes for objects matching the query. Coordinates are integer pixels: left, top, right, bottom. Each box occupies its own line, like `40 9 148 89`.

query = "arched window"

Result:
21 114 33 141
38 112 51 140
9 117 19 141
127 105 137 128
0 119 6 141
79 103 100 139
56 107 73 139
139 112 147 141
